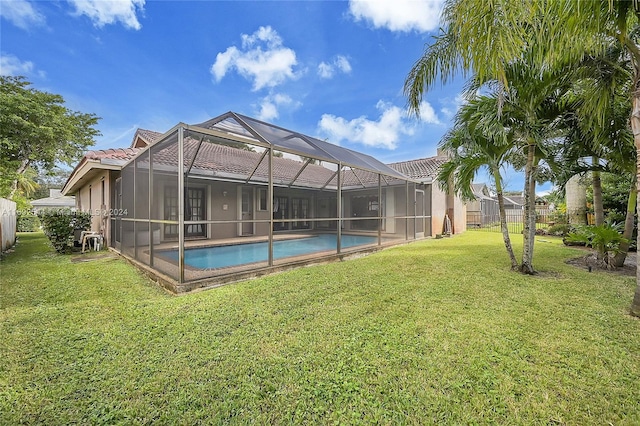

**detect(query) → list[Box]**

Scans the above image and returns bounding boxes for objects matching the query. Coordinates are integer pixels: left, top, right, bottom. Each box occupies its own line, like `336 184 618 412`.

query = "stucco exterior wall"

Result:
75 171 111 243
428 182 466 236
452 191 467 234
430 184 449 236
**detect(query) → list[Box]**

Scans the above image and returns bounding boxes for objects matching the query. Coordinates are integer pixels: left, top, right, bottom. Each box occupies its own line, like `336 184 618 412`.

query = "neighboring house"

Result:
62 112 466 292
466 183 500 228
30 189 76 212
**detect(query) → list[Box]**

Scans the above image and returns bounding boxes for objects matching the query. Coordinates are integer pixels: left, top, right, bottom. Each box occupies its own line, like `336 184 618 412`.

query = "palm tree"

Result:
438 96 519 269
545 0 640 315
404 1 570 274
548 35 637 265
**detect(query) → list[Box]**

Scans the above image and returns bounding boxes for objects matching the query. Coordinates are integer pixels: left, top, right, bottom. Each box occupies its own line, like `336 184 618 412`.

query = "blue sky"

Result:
1 0 543 193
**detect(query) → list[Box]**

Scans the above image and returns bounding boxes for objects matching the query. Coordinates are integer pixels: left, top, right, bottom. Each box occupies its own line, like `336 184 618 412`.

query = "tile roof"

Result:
85 148 142 162
134 129 164 147
387 155 448 181
146 138 341 188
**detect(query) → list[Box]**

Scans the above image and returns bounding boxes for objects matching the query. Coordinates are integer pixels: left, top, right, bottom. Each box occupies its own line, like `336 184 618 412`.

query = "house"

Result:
62 129 162 236
466 183 500 228
62 112 465 293
30 189 76 213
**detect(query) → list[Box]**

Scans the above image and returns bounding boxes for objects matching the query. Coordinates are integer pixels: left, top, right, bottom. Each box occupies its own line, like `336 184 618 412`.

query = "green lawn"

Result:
1 232 638 425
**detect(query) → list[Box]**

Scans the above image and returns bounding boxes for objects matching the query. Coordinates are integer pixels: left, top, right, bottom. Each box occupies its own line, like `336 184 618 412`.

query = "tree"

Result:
543 0 640 315
437 96 519 269
404 1 569 274
32 167 72 200
0 76 100 200
413 0 640 314
542 15 637 270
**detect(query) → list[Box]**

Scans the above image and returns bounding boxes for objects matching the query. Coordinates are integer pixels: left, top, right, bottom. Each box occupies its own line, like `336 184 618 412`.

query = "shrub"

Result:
565 223 629 268
548 223 573 237
17 214 40 232
37 209 91 253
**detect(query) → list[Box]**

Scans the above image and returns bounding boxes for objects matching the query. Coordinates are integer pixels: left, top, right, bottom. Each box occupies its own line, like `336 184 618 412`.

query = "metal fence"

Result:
466 208 560 234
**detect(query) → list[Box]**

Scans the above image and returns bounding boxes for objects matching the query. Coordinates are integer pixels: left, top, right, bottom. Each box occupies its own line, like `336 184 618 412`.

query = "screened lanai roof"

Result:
191 111 412 182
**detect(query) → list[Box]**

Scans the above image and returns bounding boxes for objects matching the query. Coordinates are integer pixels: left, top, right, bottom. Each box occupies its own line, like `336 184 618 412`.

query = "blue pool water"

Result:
163 234 377 270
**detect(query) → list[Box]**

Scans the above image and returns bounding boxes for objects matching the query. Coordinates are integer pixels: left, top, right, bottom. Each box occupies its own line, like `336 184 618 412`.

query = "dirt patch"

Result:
566 251 635 277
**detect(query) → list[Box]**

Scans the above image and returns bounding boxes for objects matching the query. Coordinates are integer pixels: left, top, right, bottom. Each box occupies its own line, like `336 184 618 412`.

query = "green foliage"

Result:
32 168 71 200
566 223 629 267
17 213 40 232
37 209 91 253
0 76 99 199
598 172 635 223
547 223 572 237
548 203 568 225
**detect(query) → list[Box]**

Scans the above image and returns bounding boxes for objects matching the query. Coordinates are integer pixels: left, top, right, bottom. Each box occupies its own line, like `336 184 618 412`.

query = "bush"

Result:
17 214 40 232
37 209 91 253
548 223 573 237
565 223 628 268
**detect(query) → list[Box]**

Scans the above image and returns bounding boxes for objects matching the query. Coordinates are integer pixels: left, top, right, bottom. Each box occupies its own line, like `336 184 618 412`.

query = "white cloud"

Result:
348 0 443 33
1 53 34 76
0 0 46 29
318 55 352 79
255 93 300 121
440 93 466 119
211 26 299 91
67 0 145 30
318 100 441 150
418 101 440 124
317 62 333 79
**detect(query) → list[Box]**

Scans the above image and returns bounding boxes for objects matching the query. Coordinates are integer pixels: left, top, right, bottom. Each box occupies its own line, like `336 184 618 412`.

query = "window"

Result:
258 188 267 211
164 186 206 238
351 194 382 231
101 179 105 207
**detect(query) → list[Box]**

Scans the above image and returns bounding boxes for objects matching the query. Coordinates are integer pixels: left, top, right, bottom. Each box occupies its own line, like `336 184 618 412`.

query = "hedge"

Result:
37 209 91 253
17 214 40 232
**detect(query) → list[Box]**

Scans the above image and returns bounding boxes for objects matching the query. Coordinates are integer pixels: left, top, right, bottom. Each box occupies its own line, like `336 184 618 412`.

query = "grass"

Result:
1 231 639 425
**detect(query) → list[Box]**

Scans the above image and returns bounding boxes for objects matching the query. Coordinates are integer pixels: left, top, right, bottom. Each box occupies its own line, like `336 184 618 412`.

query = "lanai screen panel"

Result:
120 156 135 259
122 132 179 280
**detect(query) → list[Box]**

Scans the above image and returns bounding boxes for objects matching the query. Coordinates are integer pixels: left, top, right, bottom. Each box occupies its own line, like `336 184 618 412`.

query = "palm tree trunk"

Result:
520 143 536 274
613 176 636 267
494 168 518 269
629 94 640 318
592 159 604 226
566 174 588 225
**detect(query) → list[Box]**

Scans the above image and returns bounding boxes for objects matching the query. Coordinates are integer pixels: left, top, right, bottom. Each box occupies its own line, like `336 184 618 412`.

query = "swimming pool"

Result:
162 234 378 270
